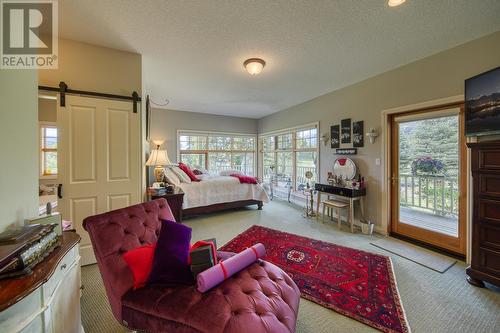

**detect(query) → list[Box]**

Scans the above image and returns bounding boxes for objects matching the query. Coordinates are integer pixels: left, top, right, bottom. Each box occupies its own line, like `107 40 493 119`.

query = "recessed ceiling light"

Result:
244 58 266 76
388 0 406 7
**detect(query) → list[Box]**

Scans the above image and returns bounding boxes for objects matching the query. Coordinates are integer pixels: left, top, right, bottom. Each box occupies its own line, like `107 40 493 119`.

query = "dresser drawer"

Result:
479 222 500 251
478 247 500 276
478 148 500 171
0 287 42 332
20 313 44 333
42 246 79 305
479 174 500 198
479 198 500 225
314 183 366 197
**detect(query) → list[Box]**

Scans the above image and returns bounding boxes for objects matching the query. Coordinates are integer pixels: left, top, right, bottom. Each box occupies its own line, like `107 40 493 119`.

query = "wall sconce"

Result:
320 133 330 146
366 128 379 144
151 139 165 147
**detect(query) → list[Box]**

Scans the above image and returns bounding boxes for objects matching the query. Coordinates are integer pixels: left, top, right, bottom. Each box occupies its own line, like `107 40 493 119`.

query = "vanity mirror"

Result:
333 157 357 180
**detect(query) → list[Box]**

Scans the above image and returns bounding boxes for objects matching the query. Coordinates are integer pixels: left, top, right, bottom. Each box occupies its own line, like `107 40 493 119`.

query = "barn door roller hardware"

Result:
39 81 141 112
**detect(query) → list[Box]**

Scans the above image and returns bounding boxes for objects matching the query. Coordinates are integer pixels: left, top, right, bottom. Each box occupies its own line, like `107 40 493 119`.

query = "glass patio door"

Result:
390 106 466 255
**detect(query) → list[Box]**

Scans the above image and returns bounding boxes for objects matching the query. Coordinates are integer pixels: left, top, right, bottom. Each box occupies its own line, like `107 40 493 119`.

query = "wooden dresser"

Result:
0 232 82 332
466 141 500 288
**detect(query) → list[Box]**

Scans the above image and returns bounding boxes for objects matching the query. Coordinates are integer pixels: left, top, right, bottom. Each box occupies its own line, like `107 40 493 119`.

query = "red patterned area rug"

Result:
220 225 411 333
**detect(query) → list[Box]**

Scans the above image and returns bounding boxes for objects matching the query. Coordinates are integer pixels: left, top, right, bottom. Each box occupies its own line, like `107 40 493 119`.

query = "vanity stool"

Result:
322 199 351 232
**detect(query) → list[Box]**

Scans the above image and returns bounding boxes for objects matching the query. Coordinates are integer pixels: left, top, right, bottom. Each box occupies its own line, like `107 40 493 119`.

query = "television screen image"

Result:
465 66 500 136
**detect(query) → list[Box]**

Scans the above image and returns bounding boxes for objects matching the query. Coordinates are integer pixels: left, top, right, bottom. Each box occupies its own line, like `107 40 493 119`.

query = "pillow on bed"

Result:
171 166 192 183
219 169 243 176
178 162 200 182
163 167 181 186
192 166 208 174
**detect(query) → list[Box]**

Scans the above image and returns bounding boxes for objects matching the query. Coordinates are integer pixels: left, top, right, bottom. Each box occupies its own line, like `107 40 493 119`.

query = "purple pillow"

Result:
146 220 195 286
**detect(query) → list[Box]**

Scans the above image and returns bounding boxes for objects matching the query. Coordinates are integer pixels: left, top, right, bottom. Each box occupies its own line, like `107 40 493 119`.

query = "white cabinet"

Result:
0 233 83 333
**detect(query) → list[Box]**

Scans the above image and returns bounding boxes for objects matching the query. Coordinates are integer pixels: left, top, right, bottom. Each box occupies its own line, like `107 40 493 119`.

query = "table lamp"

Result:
145 144 172 183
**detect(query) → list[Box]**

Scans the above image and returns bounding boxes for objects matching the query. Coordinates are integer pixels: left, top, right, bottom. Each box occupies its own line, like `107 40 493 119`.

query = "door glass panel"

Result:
398 115 459 237
296 151 317 190
275 151 292 189
262 152 274 182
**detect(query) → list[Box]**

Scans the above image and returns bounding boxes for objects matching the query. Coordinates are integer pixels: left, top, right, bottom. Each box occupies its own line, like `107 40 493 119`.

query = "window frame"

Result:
258 122 319 191
39 122 58 179
177 130 257 176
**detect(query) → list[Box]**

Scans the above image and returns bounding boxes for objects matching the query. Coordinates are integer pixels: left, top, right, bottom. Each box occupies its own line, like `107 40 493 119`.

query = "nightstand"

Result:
149 188 184 222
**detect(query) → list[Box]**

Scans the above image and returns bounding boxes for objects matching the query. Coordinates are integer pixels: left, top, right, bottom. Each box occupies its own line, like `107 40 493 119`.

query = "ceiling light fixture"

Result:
244 58 266 76
388 0 406 6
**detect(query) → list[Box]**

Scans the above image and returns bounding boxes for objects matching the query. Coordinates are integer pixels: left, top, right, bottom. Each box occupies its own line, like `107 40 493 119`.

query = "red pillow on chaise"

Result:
123 243 156 289
178 163 200 182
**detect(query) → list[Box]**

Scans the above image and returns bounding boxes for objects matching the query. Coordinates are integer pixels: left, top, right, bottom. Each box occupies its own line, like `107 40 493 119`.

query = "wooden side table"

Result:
149 188 184 222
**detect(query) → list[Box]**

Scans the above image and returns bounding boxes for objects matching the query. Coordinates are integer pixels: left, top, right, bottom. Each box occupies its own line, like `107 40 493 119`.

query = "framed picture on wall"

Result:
341 118 351 144
330 125 340 148
353 120 364 147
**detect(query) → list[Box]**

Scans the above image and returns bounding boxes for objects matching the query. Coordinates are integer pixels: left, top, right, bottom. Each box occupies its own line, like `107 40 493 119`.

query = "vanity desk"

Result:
314 183 366 224
315 156 366 229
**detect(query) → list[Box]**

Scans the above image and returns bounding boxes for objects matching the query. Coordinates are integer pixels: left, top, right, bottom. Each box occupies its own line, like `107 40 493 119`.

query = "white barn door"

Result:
57 95 141 265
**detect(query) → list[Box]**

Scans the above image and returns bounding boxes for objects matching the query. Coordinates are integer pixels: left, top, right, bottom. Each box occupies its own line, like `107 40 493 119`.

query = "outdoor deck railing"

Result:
262 166 316 188
399 174 458 217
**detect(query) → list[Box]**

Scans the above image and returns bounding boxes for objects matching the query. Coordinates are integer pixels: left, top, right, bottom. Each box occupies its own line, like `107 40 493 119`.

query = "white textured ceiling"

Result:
59 1 500 118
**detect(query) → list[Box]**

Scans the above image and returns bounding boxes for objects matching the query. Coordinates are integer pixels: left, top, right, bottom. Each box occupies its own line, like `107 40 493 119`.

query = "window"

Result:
40 124 58 176
178 131 256 175
259 124 318 191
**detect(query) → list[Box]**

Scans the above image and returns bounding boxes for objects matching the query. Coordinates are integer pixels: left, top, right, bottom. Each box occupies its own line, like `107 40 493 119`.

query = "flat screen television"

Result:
465 66 500 136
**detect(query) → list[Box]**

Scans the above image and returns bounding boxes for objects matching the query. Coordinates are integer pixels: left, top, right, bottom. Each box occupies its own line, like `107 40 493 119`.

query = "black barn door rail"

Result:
38 81 141 113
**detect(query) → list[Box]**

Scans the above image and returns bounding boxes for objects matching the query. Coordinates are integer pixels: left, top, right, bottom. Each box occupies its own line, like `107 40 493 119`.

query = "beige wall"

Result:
149 108 258 163
0 70 39 232
258 31 500 229
39 38 141 95
39 97 57 122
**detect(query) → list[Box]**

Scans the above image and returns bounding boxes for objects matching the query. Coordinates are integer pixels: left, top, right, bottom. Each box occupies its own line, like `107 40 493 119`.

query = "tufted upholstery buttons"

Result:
121 259 300 333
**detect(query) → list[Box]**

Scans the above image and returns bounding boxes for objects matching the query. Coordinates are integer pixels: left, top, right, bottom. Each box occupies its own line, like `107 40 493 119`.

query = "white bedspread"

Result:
178 175 270 209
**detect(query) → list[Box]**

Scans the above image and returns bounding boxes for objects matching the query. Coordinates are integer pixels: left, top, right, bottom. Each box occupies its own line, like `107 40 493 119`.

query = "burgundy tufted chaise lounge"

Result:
83 198 300 333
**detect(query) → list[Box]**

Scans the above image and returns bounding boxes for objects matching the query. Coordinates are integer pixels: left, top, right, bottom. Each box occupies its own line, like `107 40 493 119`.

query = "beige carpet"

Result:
370 237 456 273
81 200 500 333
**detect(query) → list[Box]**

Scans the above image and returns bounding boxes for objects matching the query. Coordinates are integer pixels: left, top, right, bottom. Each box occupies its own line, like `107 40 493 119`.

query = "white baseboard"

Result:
80 245 97 266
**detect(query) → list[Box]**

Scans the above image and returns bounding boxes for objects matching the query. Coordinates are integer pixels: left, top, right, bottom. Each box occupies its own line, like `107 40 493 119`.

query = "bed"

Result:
177 174 270 218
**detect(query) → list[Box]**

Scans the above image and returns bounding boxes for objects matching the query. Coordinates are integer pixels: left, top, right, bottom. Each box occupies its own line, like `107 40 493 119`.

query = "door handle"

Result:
57 184 63 199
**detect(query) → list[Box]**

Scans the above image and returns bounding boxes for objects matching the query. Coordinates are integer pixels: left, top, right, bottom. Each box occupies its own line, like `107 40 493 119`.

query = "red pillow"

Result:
123 243 156 289
178 163 200 182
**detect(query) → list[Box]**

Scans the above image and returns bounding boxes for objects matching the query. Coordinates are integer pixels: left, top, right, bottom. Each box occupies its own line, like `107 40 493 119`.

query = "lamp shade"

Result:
145 149 172 166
